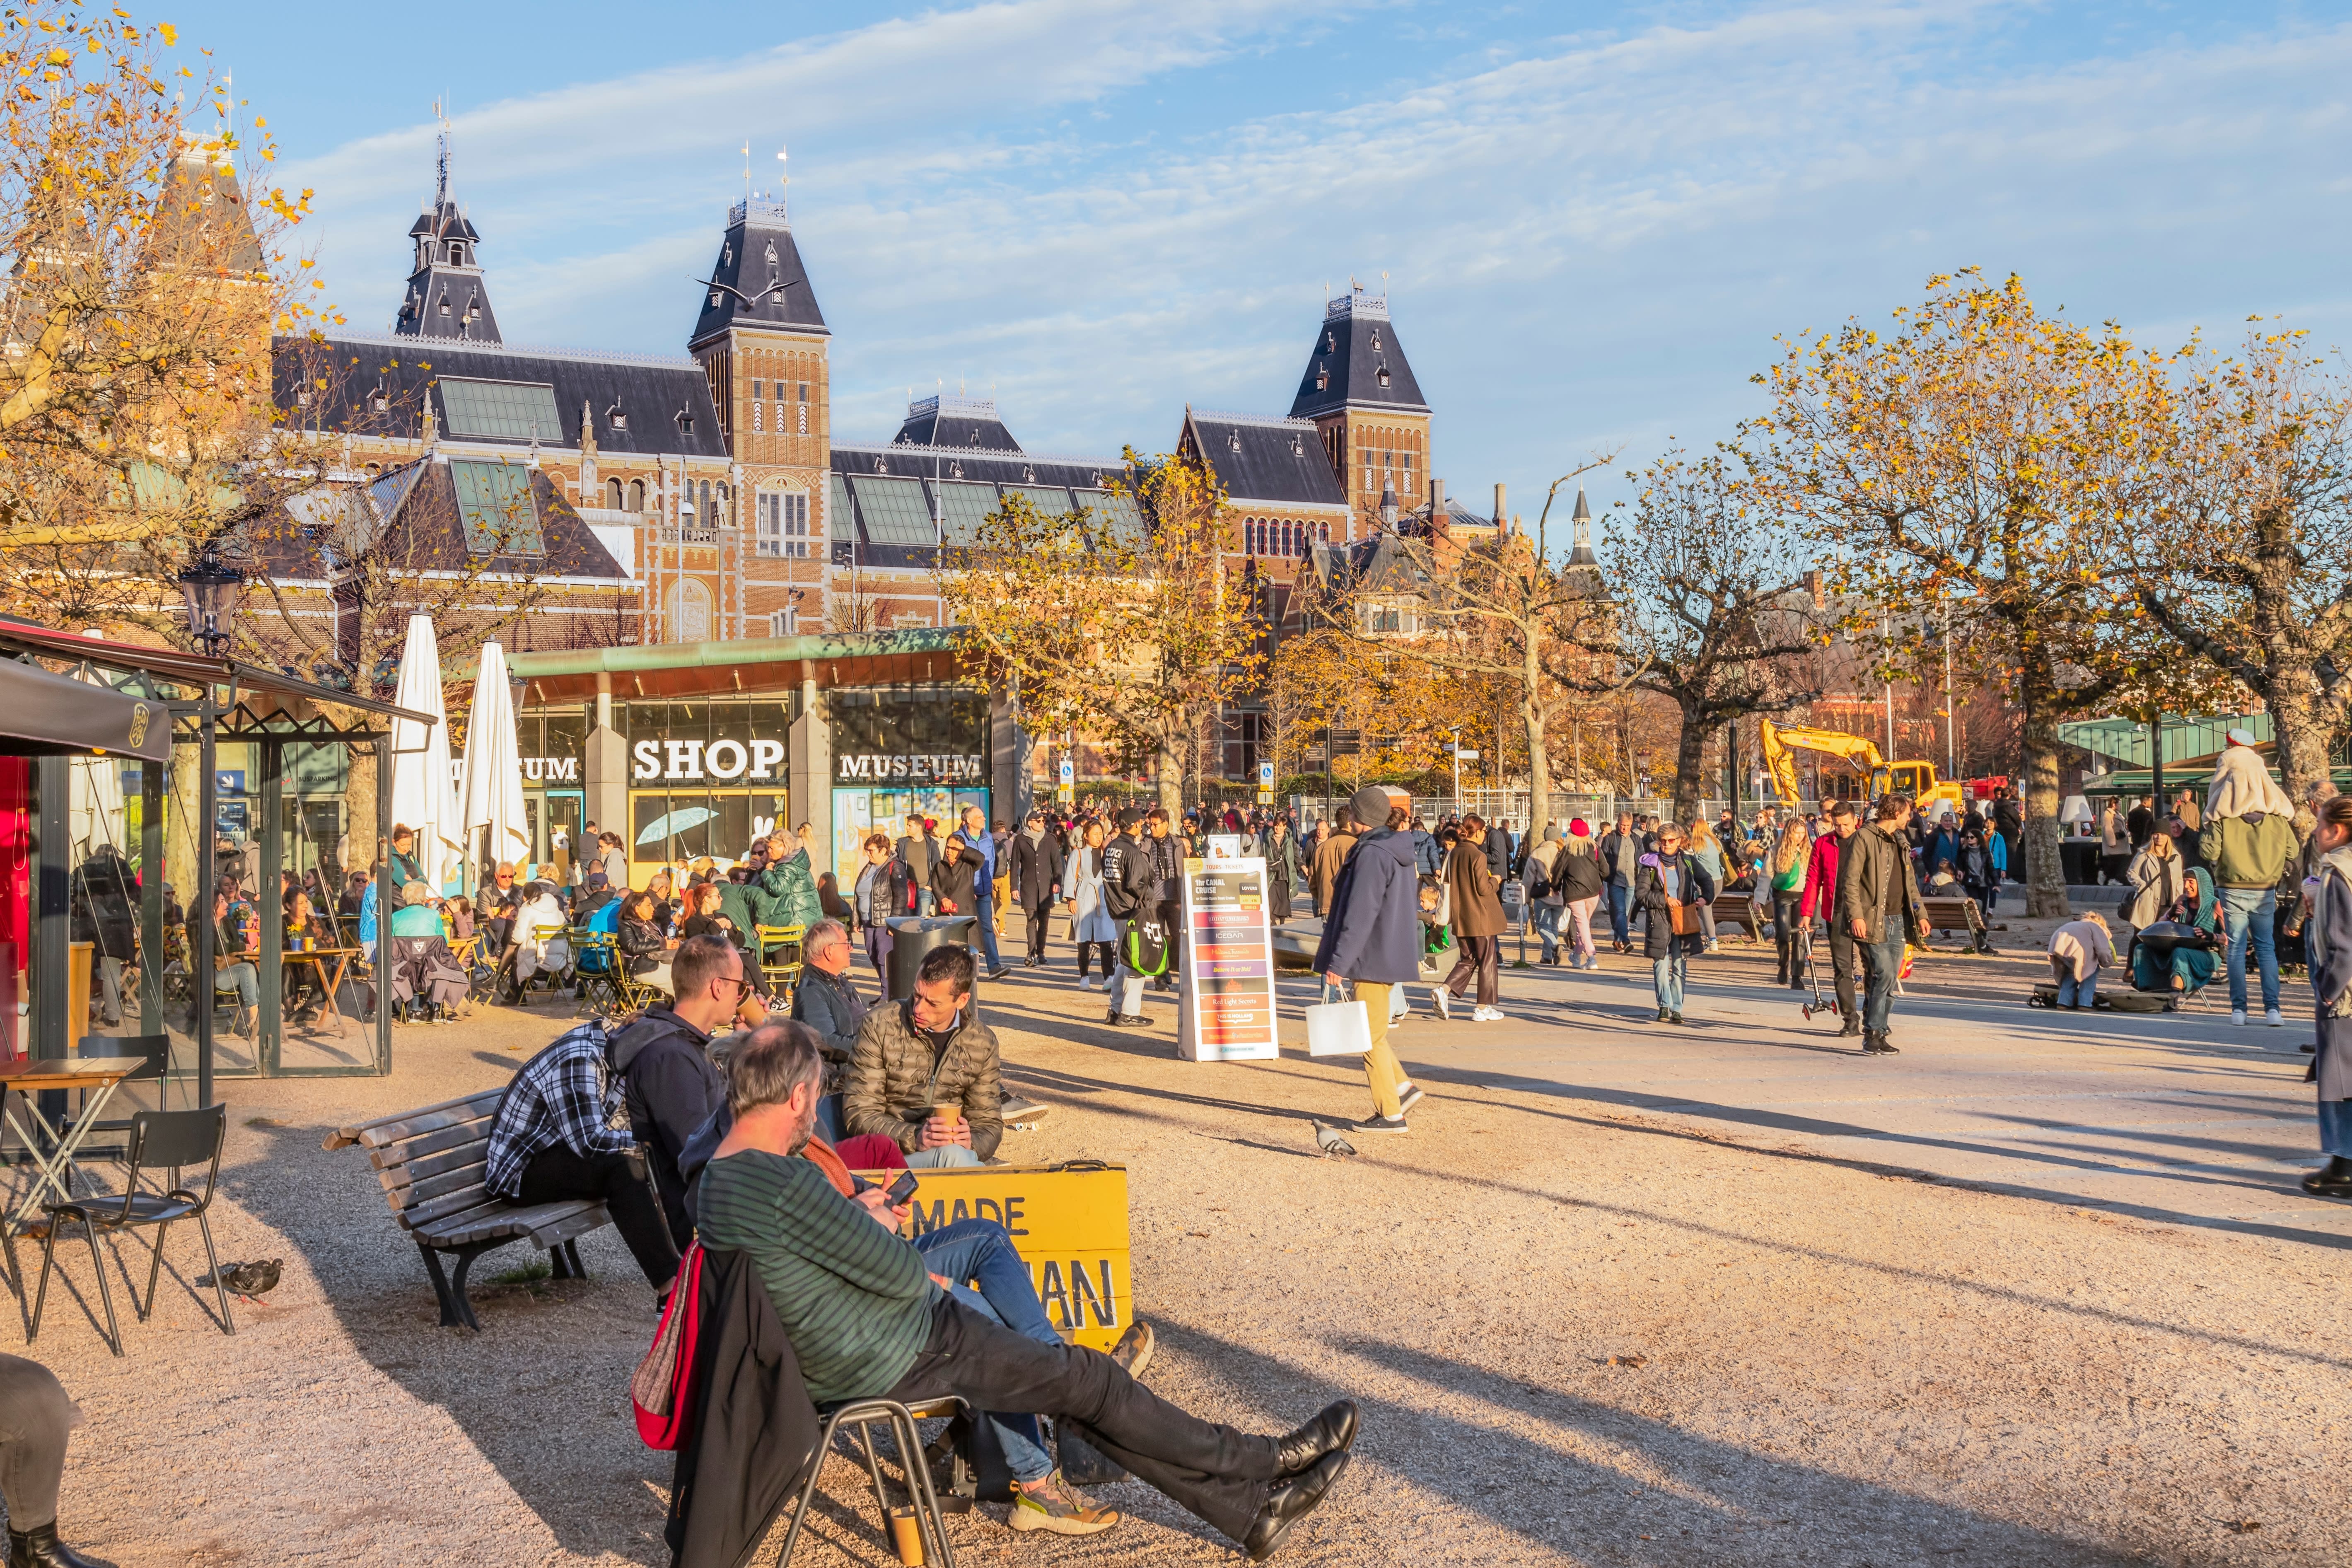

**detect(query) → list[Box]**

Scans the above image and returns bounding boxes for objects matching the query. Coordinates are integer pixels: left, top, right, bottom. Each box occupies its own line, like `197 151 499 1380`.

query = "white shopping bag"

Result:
1117 974 1148 1017
1305 999 1373 1058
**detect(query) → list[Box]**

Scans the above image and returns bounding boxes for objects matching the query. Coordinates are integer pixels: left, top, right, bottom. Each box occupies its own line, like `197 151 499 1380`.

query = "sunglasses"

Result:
715 975 755 999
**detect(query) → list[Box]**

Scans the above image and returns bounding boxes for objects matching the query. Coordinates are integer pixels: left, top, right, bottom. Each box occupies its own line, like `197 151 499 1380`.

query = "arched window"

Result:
628 478 646 512
698 480 712 526
667 578 715 643
606 478 623 509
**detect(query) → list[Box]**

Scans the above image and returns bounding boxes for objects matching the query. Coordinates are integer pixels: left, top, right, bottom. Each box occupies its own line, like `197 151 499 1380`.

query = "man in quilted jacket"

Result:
842 943 1001 1167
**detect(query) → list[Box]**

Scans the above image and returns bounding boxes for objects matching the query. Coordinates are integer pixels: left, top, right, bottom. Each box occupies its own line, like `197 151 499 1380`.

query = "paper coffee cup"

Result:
933 1104 961 1128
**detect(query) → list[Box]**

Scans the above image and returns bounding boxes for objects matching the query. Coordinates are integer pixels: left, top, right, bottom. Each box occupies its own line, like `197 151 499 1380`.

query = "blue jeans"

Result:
906 1143 983 1168
2319 1098 2352 1157
1651 952 1686 1012
915 1219 1057 1484
217 962 258 1007
1861 934 1905 1036
2056 970 2097 1009
973 893 1005 971
1532 902 1562 959
1605 882 1631 947
2221 886 2280 1012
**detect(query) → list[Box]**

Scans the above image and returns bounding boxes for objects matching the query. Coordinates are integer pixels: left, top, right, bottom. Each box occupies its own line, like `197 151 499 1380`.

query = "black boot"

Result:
9 1522 105 1568
2303 1156 2352 1198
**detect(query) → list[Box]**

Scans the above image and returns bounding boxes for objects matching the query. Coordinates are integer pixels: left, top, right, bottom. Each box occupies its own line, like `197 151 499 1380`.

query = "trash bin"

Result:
886 914 978 1003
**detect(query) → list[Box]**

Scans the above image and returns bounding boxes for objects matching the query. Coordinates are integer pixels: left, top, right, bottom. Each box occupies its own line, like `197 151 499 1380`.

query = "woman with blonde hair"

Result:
1770 817 1811 988
1687 819 1727 954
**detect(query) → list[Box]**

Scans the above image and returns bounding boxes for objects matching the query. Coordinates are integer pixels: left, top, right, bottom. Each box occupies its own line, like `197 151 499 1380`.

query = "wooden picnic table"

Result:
0 1056 149 1226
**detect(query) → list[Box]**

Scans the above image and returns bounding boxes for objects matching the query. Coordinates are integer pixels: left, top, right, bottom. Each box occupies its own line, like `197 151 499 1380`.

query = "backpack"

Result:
632 1241 706 1450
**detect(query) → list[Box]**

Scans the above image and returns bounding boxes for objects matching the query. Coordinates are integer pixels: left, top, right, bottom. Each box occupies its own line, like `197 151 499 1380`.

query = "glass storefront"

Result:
515 708 589 878
622 700 794 875
827 685 990 884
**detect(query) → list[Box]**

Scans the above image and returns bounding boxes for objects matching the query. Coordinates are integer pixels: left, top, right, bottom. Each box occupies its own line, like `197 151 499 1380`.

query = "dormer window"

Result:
875 457 888 474
676 407 695 435
1228 431 1242 454
723 244 733 265
1291 436 1305 457
1316 368 1328 391
710 290 723 307
949 461 963 479
438 297 452 317
1371 329 1382 350
451 244 466 266
607 400 628 432
1325 332 1335 353
1022 466 1036 483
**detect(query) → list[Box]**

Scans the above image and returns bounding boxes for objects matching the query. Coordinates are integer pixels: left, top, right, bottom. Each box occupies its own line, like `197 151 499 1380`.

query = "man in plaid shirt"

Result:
485 1021 681 1299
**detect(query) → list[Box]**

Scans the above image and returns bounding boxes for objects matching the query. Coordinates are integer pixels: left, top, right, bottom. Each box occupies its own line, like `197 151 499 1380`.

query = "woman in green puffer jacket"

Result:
748 829 826 935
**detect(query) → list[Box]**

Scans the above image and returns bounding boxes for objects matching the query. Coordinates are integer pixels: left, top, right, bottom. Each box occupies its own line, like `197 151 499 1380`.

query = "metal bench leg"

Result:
564 1238 586 1279
546 1242 572 1281
444 1243 490 1332
418 1240 465 1328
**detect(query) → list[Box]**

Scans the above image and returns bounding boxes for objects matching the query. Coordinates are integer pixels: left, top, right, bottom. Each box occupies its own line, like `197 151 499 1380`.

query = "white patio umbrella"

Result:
389 614 461 888
459 640 530 883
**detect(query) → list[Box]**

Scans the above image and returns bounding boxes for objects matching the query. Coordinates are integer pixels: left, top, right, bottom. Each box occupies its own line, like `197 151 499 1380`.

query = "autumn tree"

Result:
1752 270 2209 916
0 2 330 634
2134 327 2352 801
1562 445 1822 823
943 451 1265 816
1310 457 1618 820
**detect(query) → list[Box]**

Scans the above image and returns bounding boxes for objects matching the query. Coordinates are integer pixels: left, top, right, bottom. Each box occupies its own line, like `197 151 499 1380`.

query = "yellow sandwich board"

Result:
882 1161 1133 1352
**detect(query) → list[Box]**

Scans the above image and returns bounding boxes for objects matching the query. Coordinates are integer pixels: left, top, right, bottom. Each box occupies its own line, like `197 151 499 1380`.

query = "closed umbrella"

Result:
459 640 529 882
389 614 460 888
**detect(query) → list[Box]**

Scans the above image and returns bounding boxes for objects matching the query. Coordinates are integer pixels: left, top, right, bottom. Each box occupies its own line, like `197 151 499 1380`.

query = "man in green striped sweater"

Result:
697 1026 1359 1560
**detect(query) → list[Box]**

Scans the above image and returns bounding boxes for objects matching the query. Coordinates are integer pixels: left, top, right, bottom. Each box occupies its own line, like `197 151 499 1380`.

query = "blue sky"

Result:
181 0 2352 528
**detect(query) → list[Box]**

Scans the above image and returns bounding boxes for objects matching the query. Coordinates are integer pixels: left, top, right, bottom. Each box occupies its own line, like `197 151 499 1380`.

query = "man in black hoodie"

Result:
1099 809 1159 1025
612 934 749 1247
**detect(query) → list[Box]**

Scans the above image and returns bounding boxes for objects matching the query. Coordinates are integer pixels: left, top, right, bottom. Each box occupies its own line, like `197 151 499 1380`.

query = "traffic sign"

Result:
1455 749 1481 760
1058 756 1075 785
1057 784 1075 803
1257 760 1275 787
1256 789 1274 804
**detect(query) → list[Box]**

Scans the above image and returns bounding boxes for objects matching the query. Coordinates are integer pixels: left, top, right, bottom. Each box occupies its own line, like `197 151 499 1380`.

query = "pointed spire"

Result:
1568 486 1599 566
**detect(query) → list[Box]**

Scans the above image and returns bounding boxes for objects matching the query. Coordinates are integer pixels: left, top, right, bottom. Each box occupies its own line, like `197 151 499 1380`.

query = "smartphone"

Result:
884 1168 920 1207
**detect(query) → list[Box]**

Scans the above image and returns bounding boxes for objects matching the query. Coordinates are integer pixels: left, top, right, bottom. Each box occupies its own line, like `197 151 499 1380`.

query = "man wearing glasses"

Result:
611 934 765 1248
479 861 521 959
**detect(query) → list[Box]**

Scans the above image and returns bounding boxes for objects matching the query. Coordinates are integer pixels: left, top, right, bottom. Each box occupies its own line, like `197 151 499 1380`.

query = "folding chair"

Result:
31 1104 234 1355
756 924 806 1009
569 931 625 1017
778 1395 969 1568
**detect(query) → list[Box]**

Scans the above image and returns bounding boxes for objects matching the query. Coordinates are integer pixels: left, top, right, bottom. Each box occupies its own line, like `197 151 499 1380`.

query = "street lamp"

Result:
177 550 244 659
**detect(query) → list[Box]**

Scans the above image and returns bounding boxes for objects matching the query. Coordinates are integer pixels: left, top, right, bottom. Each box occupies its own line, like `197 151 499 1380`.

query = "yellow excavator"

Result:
1759 719 1965 812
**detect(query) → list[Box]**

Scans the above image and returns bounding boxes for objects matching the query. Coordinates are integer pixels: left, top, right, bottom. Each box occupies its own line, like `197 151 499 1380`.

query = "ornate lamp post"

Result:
177 551 245 658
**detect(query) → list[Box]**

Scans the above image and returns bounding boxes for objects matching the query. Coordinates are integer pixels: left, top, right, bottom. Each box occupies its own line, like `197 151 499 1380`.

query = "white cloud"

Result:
287 1 2352 516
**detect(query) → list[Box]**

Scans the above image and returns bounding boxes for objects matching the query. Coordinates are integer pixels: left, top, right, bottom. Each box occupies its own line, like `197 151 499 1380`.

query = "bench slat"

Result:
391 1162 490 1215
376 1140 491 1193
524 1204 612 1249
366 1116 494 1172
342 1092 505 1150
398 1192 505 1234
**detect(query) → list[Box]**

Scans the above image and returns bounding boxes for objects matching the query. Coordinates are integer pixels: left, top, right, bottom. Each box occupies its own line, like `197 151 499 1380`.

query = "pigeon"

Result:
1312 1122 1357 1159
198 1259 283 1301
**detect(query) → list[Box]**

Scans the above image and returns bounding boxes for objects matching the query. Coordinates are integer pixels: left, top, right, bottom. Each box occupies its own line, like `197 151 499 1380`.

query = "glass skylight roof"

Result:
439 377 563 442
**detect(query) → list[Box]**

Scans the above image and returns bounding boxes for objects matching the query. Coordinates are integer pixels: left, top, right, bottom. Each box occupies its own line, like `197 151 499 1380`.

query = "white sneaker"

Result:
1472 1006 1504 1022
1078 977 1102 992
1432 987 1452 1021
2267 1008 2285 1027
2232 1009 2247 1026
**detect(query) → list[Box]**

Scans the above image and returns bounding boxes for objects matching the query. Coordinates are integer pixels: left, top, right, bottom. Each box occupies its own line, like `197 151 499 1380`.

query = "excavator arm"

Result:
1760 720 1889 806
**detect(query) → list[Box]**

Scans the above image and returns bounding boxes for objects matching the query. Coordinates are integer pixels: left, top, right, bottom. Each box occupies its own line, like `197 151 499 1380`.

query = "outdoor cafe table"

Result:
284 945 360 1038
0 1057 150 1227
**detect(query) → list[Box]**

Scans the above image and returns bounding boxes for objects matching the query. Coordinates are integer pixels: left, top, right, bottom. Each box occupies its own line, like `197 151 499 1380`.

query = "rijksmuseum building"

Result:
276 150 1497 886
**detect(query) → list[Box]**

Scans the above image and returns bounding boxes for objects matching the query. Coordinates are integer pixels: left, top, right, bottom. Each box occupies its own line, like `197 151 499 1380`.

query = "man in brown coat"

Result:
1308 812 1358 918
1835 795 1931 1056
843 944 1002 1166
1439 816 1509 1019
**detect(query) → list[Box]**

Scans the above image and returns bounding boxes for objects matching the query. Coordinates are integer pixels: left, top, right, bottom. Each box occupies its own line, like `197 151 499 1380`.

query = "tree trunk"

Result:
1523 647 1553 833
1670 701 1709 825
1155 736 1184 820
2019 690 2069 919
2264 674 2339 806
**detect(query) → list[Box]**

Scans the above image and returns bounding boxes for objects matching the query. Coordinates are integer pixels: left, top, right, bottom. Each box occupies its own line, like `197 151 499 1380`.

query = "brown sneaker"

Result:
1110 1319 1154 1380
1010 1471 1121 1536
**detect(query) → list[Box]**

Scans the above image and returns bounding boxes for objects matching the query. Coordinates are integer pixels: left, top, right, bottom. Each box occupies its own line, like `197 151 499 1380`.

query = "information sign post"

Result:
1175 856 1280 1061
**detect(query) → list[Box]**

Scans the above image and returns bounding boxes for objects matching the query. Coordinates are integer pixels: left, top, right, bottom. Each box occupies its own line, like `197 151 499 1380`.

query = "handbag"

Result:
1666 897 1698 937
1305 998 1374 1058
632 1241 705 1450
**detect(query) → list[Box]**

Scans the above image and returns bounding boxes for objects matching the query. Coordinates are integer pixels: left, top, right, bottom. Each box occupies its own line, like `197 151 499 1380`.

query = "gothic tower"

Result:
687 168 832 633
393 125 500 342
1287 283 1432 535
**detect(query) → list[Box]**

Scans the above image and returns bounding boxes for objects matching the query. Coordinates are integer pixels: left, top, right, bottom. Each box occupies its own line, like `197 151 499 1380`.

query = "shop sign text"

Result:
631 738 788 782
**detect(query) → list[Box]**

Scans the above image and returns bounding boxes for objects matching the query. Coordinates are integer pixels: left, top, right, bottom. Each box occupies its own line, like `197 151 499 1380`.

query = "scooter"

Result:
1798 926 1842 1021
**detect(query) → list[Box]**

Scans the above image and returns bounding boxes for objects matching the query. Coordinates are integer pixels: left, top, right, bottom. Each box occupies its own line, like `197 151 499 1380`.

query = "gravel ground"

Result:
12 952 2348 1568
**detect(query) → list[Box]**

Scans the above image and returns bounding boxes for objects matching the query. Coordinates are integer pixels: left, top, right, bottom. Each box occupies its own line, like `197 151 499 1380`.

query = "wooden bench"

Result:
1709 891 1765 942
1921 894 1995 954
324 1088 611 1331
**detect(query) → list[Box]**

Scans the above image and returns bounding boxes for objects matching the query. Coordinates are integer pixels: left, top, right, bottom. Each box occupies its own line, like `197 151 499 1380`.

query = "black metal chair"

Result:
777 1394 968 1566
72 1034 172 1162
30 1104 234 1355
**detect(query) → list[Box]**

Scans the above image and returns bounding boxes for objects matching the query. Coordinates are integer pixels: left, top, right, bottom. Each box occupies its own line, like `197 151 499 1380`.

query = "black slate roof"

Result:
396 194 500 341
688 200 828 349
251 457 629 582
1287 290 1430 420
277 331 731 461
893 395 1021 452
1181 410 1347 509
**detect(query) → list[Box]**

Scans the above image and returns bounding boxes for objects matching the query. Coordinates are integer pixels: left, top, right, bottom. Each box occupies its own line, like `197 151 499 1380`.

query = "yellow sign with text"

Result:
880 1162 1132 1352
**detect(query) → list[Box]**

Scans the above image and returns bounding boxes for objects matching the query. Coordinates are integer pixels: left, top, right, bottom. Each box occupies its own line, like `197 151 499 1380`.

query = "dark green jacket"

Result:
748 848 824 932
696 1149 937 1406
1835 823 1927 946
2199 812 2297 890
